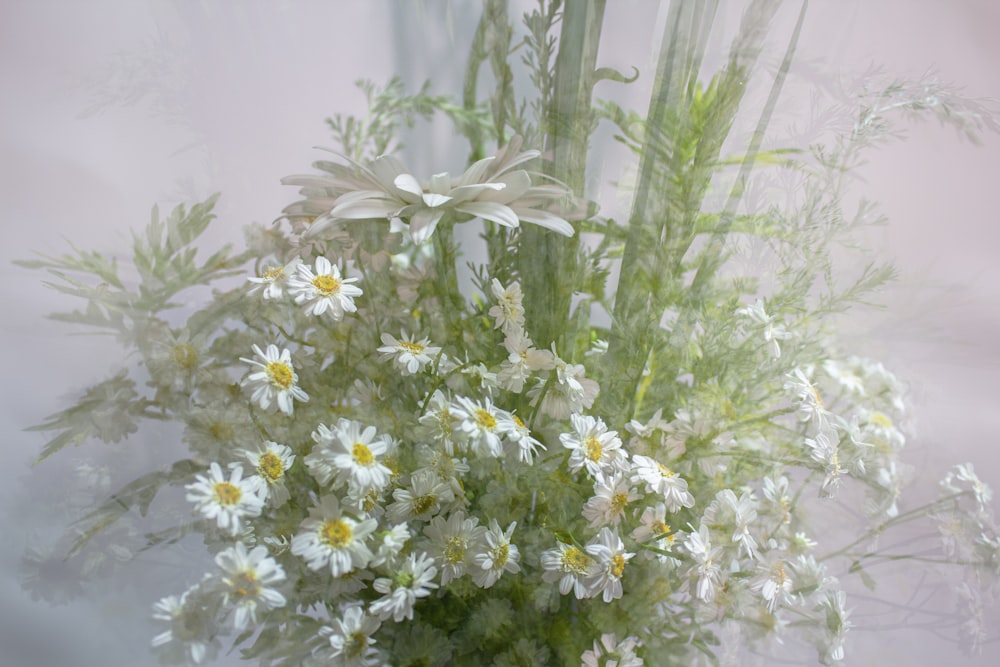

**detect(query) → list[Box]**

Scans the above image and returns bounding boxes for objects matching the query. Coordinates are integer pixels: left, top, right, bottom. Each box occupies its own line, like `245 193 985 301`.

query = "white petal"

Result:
393 173 425 200
455 201 519 228
330 197 400 220
421 192 453 208
428 172 452 195
409 208 446 244
512 207 574 236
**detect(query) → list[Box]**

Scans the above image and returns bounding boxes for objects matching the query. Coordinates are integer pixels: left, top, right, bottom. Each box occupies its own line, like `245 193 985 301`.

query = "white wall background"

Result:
1 1 998 665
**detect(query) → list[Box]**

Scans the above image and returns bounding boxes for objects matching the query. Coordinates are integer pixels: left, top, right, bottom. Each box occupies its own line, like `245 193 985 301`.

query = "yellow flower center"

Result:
493 544 509 568
474 408 497 430
812 386 824 407
345 632 368 659
585 436 603 462
562 546 591 574
362 489 379 513
652 520 674 541
312 274 341 295
320 519 352 547
352 442 374 466
230 570 260 598
258 452 284 481
208 421 234 442
412 494 437 515
262 266 284 281
399 340 425 353
213 481 242 506
869 411 893 429
172 344 198 370
612 493 630 514
444 536 466 564
657 462 676 478
610 553 626 578
266 361 294 389
513 415 525 429
771 561 787 586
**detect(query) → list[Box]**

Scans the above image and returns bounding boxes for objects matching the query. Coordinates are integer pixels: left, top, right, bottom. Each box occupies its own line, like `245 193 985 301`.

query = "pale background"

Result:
1 1 998 665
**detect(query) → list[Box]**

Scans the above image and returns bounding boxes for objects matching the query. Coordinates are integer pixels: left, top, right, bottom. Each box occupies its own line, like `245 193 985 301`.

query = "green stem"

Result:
433 222 464 346
520 0 607 350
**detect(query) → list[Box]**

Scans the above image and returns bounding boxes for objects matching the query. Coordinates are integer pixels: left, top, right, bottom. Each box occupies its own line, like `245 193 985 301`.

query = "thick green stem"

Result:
433 222 464 346
520 0 607 350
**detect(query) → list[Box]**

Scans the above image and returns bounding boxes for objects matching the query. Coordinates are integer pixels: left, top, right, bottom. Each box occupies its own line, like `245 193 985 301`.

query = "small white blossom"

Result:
580 633 643 667
215 542 287 631
489 278 525 334
377 330 441 375
584 527 634 603
630 455 695 512
185 463 264 536
370 552 439 622
247 257 301 300
240 344 309 416
291 495 377 576
287 256 362 320
423 511 486 585
470 519 520 589
318 605 382 667
541 542 598 599
560 414 627 478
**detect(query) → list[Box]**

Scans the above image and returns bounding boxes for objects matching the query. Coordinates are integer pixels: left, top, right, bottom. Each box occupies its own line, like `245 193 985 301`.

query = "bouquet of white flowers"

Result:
19 2 1000 665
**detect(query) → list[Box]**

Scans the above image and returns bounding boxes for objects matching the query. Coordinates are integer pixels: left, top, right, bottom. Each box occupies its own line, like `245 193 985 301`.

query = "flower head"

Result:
240 343 309 416
215 542 287 631
285 136 574 244
185 463 264 535
287 256 362 320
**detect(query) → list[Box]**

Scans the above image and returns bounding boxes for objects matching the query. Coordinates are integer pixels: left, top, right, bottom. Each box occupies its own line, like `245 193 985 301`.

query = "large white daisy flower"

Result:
283 136 574 244
240 343 309 416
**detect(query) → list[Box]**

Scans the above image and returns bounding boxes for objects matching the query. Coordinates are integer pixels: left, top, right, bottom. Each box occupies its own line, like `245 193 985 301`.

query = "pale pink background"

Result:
1 2 998 665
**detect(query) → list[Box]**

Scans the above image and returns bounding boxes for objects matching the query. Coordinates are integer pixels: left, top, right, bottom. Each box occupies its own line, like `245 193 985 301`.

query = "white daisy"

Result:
151 585 221 665
318 605 382 667
240 441 295 507
584 527 633 603
497 330 555 393
185 463 264 536
370 523 412 568
684 524 724 603
386 469 455 523
377 330 441 375
630 503 677 556
470 519 520 589
530 355 599 419
423 511 486 585
288 135 574 244
497 412 545 464
451 395 505 458
488 278 526 334
313 419 393 495
580 633 644 667
246 257 301 300
287 255 363 320
582 472 640 529
559 414 627 478
370 552 439 622
735 298 791 359
629 455 695 512
541 541 598 599
240 343 310 416
215 542 287 631
291 495 377 576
